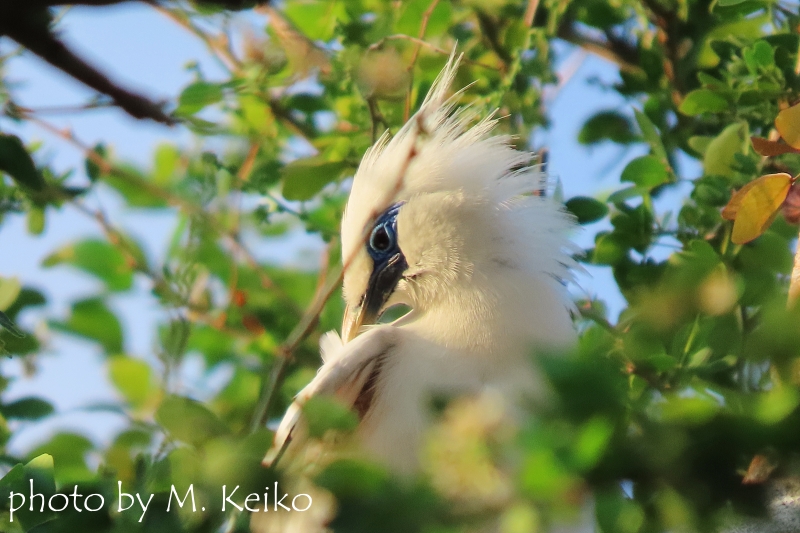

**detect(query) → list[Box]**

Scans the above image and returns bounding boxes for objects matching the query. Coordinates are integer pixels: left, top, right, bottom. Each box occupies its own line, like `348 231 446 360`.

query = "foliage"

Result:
1 0 800 532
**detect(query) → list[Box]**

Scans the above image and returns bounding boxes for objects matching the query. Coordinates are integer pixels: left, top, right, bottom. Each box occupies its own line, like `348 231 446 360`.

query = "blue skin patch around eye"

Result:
367 202 404 262
360 202 408 322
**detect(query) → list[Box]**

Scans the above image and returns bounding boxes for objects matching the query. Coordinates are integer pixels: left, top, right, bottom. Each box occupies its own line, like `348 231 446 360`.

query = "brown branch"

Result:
557 24 642 74
523 0 541 27
0 6 174 124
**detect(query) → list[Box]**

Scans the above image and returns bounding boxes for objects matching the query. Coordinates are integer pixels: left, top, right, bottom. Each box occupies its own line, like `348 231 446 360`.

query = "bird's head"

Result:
340 55 575 343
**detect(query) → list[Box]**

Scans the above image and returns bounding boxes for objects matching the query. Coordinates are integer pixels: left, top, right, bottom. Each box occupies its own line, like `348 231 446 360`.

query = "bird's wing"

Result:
263 327 395 467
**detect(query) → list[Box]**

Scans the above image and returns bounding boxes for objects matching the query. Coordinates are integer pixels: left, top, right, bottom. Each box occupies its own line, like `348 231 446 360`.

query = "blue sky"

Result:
0 3 662 454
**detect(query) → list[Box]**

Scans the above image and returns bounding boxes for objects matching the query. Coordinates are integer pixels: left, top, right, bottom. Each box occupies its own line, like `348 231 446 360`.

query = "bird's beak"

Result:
342 252 407 342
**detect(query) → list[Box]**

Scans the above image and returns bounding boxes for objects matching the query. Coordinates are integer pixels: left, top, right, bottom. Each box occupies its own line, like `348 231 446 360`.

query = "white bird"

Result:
258 53 580 530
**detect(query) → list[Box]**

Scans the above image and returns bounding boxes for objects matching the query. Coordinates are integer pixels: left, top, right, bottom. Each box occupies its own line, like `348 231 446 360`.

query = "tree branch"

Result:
0 4 174 124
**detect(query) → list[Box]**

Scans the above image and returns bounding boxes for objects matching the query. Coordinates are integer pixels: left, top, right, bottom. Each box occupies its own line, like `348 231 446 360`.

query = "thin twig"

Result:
0 8 173 124
369 35 499 71
404 0 442 121
29 116 202 214
29 115 301 316
155 5 242 73
523 0 541 27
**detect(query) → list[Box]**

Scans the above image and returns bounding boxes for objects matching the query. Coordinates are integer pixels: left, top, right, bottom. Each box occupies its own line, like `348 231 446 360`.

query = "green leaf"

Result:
51 298 124 353
153 144 181 186
43 239 134 291
578 111 637 145
283 0 347 40
633 110 668 164
156 395 228 446
108 356 154 409
703 122 749 178
0 134 46 191
1 397 54 420
0 277 21 312
592 233 628 265
565 197 609 224
717 0 747 5
27 206 45 235
302 396 359 439
281 158 346 201
28 434 93 485
84 143 106 182
620 155 669 188
0 310 24 339
687 136 714 156
176 82 224 116
6 454 58 529
743 40 775 70
679 89 729 116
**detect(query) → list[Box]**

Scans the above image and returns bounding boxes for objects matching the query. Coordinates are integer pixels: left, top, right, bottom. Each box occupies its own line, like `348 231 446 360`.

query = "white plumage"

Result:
257 53 579 531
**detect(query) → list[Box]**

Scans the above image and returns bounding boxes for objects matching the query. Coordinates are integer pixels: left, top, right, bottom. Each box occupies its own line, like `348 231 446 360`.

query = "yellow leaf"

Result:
775 103 800 149
722 173 791 220
731 173 792 244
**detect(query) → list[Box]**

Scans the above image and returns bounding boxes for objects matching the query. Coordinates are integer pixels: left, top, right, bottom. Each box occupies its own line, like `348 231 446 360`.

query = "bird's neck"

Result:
411 269 575 354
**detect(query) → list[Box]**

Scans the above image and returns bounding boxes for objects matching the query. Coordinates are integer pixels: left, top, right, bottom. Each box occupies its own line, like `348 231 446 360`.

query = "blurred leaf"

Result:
51 297 124 353
27 206 45 235
84 143 106 182
302 396 358 439
0 454 57 530
679 89 729 116
108 356 154 409
0 134 46 191
0 311 24 338
578 111 637 145
281 158 346 201
566 196 609 224
0 277 21 312
43 239 134 291
620 155 670 188
28 435 92 485
723 173 791 244
751 136 800 156
156 395 228 446
176 82 224 116
743 40 775 70
704 122 749 177
775 102 800 149
1 398 53 421
634 109 668 163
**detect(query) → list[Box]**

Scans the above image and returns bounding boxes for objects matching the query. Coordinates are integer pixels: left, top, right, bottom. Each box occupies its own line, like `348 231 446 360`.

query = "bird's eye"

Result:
370 223 394 253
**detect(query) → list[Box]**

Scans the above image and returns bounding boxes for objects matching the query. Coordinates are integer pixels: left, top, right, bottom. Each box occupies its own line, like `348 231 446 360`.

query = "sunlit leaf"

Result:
281 157 346 201
108 356 155 409
43 239 134 291
620 155 670 188
704 122 749 177
679 89 729 115
175 82 224 116
775 102 800 149
727 173 792 244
